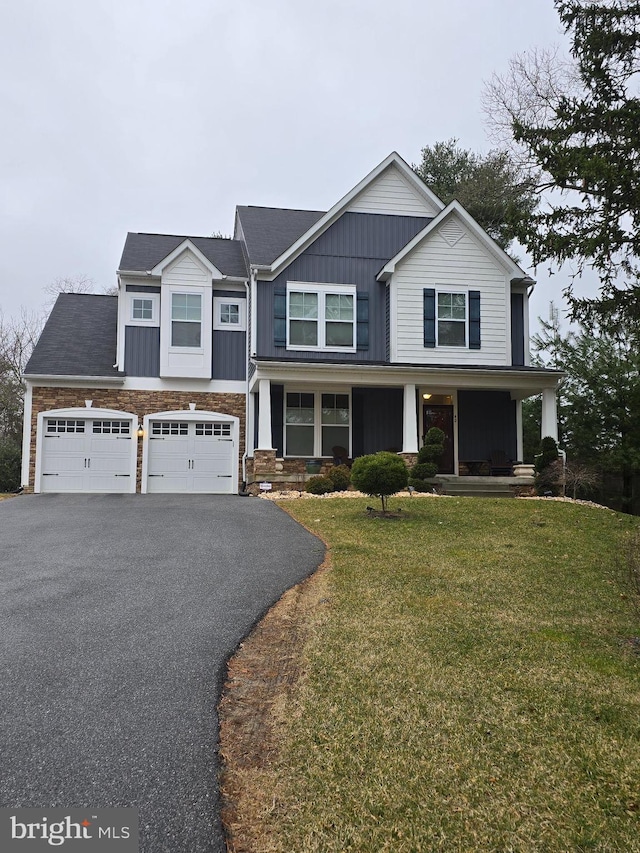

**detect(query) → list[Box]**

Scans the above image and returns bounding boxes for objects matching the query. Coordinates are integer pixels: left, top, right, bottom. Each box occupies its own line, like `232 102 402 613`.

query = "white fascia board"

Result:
121 377 246 394
150 239 224 278
249 360 563 393
265 152 445 280
117 270 162 280
377 201 529 282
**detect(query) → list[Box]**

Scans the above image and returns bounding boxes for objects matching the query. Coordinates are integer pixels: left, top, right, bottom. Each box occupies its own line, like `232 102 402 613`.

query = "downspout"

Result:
241 267 257 491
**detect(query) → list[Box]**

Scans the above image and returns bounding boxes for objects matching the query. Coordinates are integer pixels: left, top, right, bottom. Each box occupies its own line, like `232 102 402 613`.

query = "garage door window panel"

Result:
47 420 85 434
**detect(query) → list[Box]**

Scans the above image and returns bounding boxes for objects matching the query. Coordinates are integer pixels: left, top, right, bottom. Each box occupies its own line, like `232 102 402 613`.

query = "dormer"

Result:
151 240 221 379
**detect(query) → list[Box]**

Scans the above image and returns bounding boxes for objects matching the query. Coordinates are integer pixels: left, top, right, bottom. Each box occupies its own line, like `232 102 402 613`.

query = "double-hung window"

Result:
437 292 466 347
171 293 202 348
287 283 356 351
284 391 350 457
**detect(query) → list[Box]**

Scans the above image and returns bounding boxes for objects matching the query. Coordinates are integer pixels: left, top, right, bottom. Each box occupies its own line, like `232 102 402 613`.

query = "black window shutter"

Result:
274 288 286 347
423 288 436 348
469 290 481 349
356 292 369 350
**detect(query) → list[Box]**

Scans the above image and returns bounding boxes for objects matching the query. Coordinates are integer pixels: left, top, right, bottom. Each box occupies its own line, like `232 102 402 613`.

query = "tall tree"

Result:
533 303 640 511
413 139 539 251
485 1 640 312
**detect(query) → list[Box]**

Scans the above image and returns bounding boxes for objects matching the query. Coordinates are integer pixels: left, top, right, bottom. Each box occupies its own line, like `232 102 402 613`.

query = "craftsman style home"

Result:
22 152 561 494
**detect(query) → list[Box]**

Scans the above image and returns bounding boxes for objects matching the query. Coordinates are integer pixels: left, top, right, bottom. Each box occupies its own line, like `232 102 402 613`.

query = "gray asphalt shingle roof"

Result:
24 294 123 378
235 206 325 265
119 233 249 278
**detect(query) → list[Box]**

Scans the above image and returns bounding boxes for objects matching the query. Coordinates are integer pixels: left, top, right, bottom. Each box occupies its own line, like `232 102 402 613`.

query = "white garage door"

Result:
146 420 235 493
41 418 134 493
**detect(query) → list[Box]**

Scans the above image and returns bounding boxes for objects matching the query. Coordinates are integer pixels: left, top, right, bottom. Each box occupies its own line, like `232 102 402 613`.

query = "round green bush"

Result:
411 461 437 480
425 427 446 445
327 464 351 491
351 452 408 511
408 478 434 492
417 444 443 464
305 475 335 495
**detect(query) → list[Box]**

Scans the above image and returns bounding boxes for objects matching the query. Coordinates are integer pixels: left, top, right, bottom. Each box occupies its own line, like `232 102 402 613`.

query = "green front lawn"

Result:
266 497 640 852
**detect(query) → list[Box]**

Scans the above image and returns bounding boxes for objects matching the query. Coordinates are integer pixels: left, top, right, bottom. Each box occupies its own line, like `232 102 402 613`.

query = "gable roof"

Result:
376 200 534 283
261 152 445 277
24 294 123 379
235 206 325 266
119 233 248 278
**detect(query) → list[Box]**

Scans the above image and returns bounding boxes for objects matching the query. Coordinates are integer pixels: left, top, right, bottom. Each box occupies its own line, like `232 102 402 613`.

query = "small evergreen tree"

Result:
410 428 445 491
351 452 408 512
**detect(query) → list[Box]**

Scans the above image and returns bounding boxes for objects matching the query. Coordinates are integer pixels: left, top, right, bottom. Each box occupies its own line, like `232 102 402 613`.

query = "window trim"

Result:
283 389 351 458
286 282 357 353
128 293 159 326
170 291 203 350
213 296 246 331
436 289 468 348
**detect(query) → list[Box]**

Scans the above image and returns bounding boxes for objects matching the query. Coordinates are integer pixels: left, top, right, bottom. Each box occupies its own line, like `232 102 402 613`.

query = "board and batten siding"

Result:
347 165 440 218
256 212 430 363
392 222 510 366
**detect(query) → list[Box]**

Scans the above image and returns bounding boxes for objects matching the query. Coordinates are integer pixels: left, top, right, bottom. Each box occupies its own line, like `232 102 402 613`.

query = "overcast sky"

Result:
1 0 578 326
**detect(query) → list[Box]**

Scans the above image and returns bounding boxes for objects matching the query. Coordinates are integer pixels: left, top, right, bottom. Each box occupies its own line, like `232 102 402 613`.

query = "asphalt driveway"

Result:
0 494 324 852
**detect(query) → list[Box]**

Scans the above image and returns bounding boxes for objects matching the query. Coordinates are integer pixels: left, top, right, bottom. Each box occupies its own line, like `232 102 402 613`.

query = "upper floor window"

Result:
287 283 356 351
171 293 202 348
213 296 246 331
437 292 466 346
128 293 159 326
132 298 153 321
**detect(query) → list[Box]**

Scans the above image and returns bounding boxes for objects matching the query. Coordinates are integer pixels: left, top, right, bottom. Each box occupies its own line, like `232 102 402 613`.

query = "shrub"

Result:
0 440 21 492
327 464 351 491
305 475 335 495
411 462 437 480
351 451 408 512
408 478 434 493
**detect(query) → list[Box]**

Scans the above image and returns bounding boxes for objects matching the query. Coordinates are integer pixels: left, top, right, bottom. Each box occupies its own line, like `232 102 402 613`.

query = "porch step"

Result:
438 476 532 498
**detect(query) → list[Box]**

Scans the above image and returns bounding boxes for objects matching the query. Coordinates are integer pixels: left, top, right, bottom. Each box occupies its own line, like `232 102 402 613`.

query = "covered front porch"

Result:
246 360 562 487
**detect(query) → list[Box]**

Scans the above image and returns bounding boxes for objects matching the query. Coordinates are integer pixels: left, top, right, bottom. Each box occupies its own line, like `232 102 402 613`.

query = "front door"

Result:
422 405 455 474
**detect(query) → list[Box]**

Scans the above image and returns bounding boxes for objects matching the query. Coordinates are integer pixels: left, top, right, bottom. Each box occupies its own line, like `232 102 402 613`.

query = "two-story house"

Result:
21 152 561 494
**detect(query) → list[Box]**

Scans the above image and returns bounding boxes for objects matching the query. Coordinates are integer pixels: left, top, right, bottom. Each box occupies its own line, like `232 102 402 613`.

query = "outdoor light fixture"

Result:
136 426 144 439
423 393 432 400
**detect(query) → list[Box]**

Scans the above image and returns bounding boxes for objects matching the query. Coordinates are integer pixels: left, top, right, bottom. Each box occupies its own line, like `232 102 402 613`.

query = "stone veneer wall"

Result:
29 387 245 492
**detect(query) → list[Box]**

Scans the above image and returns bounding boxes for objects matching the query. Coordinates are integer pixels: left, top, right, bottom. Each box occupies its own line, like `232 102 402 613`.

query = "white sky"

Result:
1 0 586 326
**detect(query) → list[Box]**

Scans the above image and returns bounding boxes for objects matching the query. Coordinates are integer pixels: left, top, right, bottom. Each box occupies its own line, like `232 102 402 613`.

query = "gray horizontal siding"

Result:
212 331 246 380
124 326 160 377
256 212 430 363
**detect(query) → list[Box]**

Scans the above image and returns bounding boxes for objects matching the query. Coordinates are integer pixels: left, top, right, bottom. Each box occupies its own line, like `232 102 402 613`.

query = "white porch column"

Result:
541 387 558 442
515 399 524 462
402 383 419 453
257 378 274 450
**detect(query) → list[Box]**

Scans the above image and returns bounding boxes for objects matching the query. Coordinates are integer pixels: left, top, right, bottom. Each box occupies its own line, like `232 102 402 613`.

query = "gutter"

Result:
23 374 126 385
